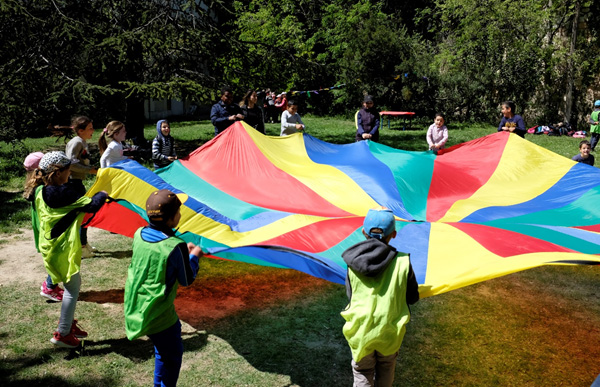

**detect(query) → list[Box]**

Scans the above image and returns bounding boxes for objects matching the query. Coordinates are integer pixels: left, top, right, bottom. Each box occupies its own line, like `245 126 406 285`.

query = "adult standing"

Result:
210 87 244 136
240 89 265 134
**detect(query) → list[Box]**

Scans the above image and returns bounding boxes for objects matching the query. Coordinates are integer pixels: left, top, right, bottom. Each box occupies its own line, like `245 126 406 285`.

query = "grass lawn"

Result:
0 117 598 386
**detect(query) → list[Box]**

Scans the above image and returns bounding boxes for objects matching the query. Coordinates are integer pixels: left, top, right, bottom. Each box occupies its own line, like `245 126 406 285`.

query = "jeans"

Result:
57 272 81 335
591 133 600 151
148 320 183 387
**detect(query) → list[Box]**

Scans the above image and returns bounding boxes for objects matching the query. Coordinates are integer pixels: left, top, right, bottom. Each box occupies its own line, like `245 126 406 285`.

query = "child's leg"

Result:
46 274 57 289
148 320 183 387
351 351 376 387
591 133 600 151
374 350 398 387
57 272 81 335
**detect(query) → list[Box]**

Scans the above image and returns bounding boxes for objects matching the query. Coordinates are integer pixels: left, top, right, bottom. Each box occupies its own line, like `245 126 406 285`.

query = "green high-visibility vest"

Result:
35 187 91 284
124 228 183 340
341 252 412 362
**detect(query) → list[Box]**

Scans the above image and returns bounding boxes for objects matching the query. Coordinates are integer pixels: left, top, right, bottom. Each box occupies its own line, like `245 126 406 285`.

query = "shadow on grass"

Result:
177 268 353 386
79 267 353 386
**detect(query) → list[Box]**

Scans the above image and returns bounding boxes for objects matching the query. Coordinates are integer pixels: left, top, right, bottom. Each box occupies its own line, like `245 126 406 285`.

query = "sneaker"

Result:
50 331 80 348
40 281 63 302
81 244 94 258
71 319 88 338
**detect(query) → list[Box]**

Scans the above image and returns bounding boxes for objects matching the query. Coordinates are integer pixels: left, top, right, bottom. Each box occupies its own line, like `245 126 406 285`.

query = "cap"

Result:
363 207 396 240
38 151 71 173
24 152 45 171
363 95 374 103
595 100 600 107
146 189 188 222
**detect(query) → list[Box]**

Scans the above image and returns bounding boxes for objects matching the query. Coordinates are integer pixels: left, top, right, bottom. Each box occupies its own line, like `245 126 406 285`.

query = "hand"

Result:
235 114 244 120
362 133 372 139
228 115 235 120
187 242 203 257
296 124 304 130
168 156 176 162
91 168 98 174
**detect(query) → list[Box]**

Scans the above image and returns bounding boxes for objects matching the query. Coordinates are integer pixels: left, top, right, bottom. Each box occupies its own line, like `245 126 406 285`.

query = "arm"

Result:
356 111 365 135
369 116 380 135
152 138 168 162
281 111 297 130
80 191 108 213
168 242 201 287
497 118 506 132
405 262 420 305
426 126 434 147
66 139 96 175
210 104 231 127
437 126 448 147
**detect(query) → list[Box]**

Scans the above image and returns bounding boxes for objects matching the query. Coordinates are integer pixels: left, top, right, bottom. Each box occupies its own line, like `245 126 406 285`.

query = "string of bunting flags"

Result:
288 84 345 97
285 73 429 97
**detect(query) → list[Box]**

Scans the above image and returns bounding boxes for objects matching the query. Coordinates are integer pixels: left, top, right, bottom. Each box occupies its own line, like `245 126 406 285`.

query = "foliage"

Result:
0 0 222 140
2 0 600 138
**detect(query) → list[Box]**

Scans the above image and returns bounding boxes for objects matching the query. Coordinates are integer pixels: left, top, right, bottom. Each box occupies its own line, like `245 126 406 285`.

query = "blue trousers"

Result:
148 320 183 387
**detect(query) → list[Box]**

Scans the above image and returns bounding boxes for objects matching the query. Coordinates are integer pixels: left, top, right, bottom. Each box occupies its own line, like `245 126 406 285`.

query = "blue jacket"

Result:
210 100 242 135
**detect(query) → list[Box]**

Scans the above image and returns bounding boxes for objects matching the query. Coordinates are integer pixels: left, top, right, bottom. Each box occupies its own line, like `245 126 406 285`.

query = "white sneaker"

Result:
81 244 94 258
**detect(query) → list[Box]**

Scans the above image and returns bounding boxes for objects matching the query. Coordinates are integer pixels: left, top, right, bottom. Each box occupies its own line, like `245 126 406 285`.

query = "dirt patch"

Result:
0 227 109 287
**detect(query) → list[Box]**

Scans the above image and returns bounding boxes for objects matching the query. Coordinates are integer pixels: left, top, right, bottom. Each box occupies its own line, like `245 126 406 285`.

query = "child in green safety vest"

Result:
31 151 108 348
124 189 203 387
589 100 600 151
341 207 420 387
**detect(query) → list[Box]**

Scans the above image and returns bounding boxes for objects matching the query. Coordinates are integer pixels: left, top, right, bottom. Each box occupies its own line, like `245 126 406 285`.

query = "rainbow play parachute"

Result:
87 122 600 298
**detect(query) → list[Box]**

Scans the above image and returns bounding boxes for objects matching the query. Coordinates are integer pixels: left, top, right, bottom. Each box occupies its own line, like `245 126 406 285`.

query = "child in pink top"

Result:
426 113 448 154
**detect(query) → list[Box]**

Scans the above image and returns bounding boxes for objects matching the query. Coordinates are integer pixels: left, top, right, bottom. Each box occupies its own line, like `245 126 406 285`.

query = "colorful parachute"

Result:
87 122 600 298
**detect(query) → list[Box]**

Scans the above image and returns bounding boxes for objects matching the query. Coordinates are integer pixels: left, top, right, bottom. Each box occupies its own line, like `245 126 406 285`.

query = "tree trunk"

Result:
564 0 580 123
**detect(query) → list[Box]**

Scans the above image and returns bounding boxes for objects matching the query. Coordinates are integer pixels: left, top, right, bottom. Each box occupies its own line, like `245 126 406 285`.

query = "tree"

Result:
0 0 222 141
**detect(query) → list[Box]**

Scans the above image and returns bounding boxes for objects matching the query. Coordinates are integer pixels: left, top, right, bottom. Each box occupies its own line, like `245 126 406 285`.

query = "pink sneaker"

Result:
71 319 88 338
40 281 63 302
50 331 80 348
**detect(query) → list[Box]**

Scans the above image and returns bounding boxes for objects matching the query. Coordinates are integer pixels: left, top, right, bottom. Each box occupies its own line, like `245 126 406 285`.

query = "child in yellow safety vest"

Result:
341 207 420 387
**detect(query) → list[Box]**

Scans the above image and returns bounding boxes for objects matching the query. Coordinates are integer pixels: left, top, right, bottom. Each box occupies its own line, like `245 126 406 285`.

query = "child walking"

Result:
589 100 600 151
99 121 129 168
356 95 380 142
65 115 98 258
23 152 64 302
152 119 177 169
426 113 448 154
341 207 420 387
572 140 595 166
31 151 108 348
124 189 202 386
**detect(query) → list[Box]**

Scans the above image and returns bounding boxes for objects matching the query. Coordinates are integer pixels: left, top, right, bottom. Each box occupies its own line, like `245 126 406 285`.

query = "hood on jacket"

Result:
156 119 167 141
342 238 397 277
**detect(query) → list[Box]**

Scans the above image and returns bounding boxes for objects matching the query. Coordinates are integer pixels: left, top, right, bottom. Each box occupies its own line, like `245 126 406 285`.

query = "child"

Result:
65 115 98 258
589 100 600 151
32 151 108 348
152 119 178 169
280 100 305 136
99 121 129 168
356 95 380 142
124 189 203 386
497 101 526 138
572 140 595 166
341 207 420 387
426 113 449 154
23 152 64 302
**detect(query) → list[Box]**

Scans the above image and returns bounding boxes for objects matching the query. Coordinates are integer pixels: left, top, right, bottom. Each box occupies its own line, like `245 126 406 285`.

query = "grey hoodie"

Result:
342 238 419 304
